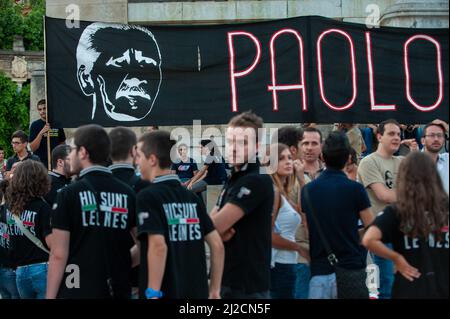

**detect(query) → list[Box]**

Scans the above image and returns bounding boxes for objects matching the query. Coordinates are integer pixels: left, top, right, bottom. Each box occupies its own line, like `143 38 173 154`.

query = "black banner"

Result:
45 16 448 128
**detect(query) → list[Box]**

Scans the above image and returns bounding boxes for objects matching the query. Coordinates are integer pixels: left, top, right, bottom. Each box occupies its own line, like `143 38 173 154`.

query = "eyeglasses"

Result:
425 133 445 139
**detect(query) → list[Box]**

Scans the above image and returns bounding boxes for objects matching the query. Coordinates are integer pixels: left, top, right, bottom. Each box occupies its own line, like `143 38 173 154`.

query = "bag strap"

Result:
12 214 49 254
303 186 338 266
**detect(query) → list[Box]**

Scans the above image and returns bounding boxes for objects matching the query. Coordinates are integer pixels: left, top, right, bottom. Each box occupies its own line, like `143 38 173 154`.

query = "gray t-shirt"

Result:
357 152 403 217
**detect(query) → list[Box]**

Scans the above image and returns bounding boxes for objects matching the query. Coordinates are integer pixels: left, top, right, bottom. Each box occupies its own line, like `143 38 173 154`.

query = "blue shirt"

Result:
301 169 371 276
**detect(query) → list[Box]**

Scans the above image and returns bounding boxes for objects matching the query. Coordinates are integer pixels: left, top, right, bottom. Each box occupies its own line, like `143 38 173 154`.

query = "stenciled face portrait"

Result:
77 23 162 122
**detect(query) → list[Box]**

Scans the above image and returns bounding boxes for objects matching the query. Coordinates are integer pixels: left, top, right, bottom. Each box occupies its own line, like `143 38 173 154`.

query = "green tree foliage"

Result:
0 72 30 157
0 0 45 51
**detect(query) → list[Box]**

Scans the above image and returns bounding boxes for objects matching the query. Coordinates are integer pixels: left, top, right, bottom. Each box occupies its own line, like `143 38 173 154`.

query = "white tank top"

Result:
271 195 302 266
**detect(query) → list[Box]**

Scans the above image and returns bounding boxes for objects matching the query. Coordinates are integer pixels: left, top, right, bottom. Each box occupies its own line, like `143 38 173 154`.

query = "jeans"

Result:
373 243 394 299
15 262 48 299
294 263 311 299
191 180 207 204
0 267 20 299
221 286 271 299
270 263 297 299
309 273 337 299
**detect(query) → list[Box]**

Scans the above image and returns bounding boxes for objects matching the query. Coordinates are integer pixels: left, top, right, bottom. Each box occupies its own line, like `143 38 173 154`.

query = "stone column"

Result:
380 0 449 28
11 36 27 90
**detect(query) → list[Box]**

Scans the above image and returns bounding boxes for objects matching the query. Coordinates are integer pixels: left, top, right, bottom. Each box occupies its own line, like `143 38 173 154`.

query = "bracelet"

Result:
145 287 163 299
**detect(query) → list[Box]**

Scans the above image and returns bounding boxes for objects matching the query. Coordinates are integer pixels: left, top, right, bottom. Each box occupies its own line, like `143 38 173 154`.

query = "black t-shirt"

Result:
110 164 150 194
110 163 150 287
301 169 371 276
6 152 41 171
51 166 136 299
204 155 227 185
0 198 51 267
171 158 198 180
29 119 66 167
0 205 13 268
137 174 215 299
216 162 274 294
374 205 449 299
44 171 71 206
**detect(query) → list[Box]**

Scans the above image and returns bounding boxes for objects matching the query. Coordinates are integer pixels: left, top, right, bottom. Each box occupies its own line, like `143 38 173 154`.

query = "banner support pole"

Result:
43 15 51 171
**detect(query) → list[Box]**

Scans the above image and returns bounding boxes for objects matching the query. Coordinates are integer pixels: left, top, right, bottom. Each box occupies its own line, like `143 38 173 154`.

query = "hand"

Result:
40 124 50 136
221 228 236 242
367 124 378 134
401 138 418 150
409 140 419 151
432 119 449 133
393 254 421 282
293 159 305 179
296 243 310 263
186 183 193 190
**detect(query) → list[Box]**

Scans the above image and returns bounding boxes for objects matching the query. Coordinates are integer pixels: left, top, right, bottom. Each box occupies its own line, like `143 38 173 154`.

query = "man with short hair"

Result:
29 99 66 168
109 127 150 193
422 120 449 194
302 132 373 299
44 144 72 205
357 119 404 299
358 120 403 217
211 111 274 299
47 124 138 299
301 127 325 181
108 126 150 298
136 130 224 299
5 130 40 179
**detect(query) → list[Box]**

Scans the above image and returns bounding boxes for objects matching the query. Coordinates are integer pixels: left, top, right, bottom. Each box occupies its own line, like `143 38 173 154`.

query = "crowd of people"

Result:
0 100 448 300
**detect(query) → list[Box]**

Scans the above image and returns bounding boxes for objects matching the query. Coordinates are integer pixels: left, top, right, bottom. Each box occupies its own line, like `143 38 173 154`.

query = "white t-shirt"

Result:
437 153 449 195
272 195 302 266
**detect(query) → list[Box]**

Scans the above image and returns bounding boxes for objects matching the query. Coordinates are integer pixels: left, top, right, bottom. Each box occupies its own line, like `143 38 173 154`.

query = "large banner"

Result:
46 16 448 128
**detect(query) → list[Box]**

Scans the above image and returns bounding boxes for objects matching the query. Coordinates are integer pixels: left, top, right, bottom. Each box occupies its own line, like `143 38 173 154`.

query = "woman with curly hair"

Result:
269 143 309 299
3 160 52 299
0 180 20 299
363 152 449 299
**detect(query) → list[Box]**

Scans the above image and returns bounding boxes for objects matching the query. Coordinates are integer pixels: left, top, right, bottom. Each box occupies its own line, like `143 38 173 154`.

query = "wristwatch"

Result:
145 287 163 299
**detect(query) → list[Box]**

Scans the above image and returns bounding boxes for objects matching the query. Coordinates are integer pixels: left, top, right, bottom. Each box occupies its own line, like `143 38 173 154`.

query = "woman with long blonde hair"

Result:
269 143 309 299
363 151 449 298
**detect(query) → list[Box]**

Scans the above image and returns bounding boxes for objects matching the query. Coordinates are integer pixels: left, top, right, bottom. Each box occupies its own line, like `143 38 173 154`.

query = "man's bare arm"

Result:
369 183 397 204
211 203 245 236
46 229 70 299
147 234 167 296
205 230 224 299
